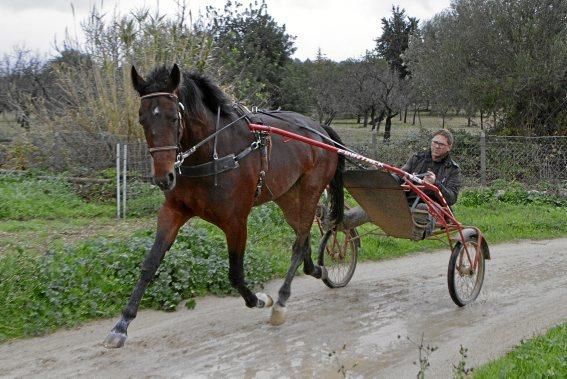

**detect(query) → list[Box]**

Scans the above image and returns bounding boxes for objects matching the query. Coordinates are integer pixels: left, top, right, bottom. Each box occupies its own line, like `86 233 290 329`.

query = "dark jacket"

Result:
401 151 462 206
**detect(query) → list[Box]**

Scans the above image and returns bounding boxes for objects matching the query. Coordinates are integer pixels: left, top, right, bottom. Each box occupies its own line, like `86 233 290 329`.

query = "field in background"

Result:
330 112 484 145
0 111 483 144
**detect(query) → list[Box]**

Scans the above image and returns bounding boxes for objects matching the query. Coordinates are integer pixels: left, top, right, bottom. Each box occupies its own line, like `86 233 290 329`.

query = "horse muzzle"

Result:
153 171 176 191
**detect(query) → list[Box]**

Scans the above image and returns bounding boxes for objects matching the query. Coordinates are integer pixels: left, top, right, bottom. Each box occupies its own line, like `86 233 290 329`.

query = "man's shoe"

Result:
412 203 430 226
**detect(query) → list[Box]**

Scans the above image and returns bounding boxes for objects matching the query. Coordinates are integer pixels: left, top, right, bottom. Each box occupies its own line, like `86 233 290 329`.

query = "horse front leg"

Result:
225 222 273 309
103 206 189 348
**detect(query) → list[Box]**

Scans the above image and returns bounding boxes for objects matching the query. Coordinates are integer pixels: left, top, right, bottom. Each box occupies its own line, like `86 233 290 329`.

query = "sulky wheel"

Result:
447 236 485 306
317 227 359 288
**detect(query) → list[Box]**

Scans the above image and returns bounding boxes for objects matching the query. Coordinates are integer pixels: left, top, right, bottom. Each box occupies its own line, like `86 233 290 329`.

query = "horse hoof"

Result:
270 303 286 326
256 292 274 308
103 331 127 348
320 266 328 280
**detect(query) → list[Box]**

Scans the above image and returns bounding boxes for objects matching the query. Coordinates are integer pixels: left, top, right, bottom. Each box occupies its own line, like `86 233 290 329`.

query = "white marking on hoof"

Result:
270 303 286 326
256 292 273 308
103 331 127 348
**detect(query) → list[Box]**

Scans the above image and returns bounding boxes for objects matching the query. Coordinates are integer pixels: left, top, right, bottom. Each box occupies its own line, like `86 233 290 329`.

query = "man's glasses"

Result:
431 140 448 147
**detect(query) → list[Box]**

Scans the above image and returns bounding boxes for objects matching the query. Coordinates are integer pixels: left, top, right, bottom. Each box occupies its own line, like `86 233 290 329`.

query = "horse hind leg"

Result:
270 179 329 325
302 234 325 279
270 232 311 325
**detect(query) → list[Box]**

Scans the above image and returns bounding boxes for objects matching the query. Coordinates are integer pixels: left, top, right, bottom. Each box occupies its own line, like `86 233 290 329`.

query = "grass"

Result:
0 171 565 375
349 202 567 263
473 323 567 378
0 173 114 220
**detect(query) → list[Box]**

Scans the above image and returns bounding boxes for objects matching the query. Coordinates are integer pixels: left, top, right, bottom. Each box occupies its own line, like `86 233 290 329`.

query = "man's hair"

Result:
432 129 454 146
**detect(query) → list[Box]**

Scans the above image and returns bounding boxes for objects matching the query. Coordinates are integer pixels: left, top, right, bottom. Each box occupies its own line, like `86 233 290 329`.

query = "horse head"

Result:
132 64 183 191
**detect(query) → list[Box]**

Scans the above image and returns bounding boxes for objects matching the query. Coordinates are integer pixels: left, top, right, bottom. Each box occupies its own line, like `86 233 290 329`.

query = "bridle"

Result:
140 92 185 156
138 92 270 193
139 92 254 170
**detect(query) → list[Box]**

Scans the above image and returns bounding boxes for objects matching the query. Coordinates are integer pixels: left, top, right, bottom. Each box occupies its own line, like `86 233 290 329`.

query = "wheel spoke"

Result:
319 228 358 288
449 239 485 306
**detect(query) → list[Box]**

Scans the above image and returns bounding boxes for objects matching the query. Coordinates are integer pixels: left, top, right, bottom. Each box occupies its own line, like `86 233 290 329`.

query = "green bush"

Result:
0 225 277 341
459 181 566 207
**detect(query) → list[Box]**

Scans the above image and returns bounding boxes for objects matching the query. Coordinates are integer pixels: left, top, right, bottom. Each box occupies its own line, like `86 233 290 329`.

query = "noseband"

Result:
140 92 185 154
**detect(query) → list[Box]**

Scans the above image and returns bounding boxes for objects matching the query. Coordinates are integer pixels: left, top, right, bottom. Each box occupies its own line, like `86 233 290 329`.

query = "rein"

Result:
174 112 250 169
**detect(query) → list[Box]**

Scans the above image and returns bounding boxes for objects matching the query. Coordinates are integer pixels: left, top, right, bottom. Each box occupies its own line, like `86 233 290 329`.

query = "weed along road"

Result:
1 238 565 378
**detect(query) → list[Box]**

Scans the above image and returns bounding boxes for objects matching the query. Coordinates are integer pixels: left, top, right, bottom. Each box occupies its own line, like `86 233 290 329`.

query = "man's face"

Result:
431 135 451 161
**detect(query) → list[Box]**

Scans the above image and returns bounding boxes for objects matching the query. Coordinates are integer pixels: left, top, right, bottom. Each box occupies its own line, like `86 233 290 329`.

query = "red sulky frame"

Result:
248 123 488 270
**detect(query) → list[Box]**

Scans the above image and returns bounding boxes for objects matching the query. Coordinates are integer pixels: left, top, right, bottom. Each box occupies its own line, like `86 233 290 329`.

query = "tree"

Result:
278 59 314 114
206 0 296 107
0 48 46 128
405 0 567 135
306 54 345 125
375 6 419 79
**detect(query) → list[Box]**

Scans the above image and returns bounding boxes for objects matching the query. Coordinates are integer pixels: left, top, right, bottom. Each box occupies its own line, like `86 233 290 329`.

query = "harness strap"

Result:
255 134 271 198
213 106 221 185
177 154 239 177
177 138 261 178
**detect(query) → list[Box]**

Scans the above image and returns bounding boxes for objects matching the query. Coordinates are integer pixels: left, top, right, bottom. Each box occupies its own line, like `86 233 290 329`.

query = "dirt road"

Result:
1 238 566 378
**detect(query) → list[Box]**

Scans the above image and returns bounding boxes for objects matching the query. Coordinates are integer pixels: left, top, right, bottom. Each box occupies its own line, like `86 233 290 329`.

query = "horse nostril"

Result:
168 172 175 183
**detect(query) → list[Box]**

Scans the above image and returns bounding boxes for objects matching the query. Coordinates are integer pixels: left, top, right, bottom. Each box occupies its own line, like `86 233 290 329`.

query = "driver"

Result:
338 129 463 235
403 129 462 207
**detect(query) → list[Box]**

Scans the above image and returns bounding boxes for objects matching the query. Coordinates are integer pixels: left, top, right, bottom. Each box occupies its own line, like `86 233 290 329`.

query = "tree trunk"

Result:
413 106 417 125
363 111 369 128
357 114 361 124
370 106 376 131
324 112 336 126
480 110 484 130
383 110 398 142
374 110 385 133
403 105 408 123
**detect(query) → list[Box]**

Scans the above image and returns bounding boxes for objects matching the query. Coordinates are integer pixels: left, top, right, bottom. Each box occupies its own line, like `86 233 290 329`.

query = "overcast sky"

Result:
0 0 451 61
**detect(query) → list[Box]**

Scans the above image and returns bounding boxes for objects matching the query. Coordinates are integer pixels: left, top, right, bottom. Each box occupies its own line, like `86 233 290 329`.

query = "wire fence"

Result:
1 129 566 217
348 133 567 188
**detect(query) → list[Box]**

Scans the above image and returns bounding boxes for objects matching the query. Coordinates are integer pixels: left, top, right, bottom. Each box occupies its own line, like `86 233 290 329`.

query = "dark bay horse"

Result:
104 64 344 348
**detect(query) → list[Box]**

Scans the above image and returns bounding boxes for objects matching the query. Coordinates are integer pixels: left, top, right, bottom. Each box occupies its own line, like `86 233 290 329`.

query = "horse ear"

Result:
131 65 145 94
168 64 181 91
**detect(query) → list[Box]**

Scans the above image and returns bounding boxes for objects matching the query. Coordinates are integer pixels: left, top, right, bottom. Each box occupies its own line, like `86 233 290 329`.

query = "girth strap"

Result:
177 154 239 177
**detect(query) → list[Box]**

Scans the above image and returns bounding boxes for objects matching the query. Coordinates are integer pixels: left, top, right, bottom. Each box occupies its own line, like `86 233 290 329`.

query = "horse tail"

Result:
322 125 345 225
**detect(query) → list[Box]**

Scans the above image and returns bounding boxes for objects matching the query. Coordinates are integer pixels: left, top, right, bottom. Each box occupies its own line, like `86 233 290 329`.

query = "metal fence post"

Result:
480 131 487 186
116 143 121 219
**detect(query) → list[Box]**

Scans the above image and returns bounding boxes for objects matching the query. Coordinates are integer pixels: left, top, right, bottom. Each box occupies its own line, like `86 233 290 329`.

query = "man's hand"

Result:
424 170 436 184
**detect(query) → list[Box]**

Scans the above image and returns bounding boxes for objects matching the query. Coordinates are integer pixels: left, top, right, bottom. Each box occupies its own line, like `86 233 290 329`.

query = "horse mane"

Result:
181 72 234 119
143 65 234 120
